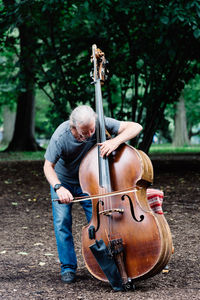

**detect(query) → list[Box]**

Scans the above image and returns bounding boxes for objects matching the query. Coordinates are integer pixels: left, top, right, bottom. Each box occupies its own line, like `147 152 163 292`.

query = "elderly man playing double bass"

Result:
43 105 142 284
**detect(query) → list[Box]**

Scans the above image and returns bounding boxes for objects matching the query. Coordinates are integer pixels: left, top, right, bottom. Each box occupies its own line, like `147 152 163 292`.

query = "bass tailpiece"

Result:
108 238 135 291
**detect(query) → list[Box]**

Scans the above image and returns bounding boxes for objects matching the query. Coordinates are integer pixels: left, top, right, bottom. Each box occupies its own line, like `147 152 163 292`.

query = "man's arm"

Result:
43 159 73 203
99 121 142 157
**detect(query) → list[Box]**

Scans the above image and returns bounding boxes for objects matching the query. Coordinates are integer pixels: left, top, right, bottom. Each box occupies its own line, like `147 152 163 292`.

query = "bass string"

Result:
105 184 113 241
97 184 113 241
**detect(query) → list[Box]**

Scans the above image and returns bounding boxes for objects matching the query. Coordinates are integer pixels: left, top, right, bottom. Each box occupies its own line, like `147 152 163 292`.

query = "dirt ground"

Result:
0 156 200 300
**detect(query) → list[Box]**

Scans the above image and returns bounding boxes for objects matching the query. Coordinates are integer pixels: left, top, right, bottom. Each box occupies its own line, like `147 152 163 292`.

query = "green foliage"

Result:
184 73 200 136
0 46 18 125
163 72 200 142
35 89 52 138
0 0 200 151
0 47 18 110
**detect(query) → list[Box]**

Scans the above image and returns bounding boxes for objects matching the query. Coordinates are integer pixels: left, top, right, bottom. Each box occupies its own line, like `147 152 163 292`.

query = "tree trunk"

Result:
1 106 16 145
173 94 190 147
6 91 40 151
6 23 41 151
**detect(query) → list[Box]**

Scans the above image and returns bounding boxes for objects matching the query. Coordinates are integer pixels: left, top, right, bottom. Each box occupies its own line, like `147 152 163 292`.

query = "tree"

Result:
0 106 16 145
1 0 200 152
173 94 190 146
47 0 199 152
92 0 200 152
0 31 18 141
1 0 41 150
163 73 200 144
7 23 39 150
184 74 200 140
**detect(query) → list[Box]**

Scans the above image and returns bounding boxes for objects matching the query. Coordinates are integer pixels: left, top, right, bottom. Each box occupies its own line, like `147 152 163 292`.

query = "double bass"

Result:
79 45 173 291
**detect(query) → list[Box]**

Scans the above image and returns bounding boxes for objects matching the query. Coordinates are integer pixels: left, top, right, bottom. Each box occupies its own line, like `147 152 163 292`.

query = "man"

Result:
43 105 142 284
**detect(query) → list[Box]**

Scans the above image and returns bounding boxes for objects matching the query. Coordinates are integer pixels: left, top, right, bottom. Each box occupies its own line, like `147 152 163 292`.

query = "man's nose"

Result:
88 130 94 137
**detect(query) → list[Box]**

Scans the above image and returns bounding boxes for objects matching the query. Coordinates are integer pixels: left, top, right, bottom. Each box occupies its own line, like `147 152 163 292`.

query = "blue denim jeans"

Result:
50 183 92 275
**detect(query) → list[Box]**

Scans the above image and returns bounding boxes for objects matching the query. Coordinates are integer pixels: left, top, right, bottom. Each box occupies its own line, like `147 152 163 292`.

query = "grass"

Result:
0 150 45 161
0 144 199 161
149 143 200 154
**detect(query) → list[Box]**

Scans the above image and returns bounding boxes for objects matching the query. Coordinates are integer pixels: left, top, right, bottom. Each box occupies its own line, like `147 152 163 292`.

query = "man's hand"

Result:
99 121 142 157
99 139 120 157
56 186 74 204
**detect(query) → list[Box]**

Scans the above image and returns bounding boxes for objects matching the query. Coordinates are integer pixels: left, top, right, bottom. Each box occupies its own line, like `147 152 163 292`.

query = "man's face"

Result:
76 119 96 141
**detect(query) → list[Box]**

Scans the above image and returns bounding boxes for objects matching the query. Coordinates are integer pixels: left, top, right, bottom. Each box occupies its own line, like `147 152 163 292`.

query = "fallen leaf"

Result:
34 243 43 246
162 269 169 274
18 252 28 255
4 180 11 184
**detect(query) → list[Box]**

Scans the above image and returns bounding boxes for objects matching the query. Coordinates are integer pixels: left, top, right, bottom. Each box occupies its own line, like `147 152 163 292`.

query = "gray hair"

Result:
69 105 97 127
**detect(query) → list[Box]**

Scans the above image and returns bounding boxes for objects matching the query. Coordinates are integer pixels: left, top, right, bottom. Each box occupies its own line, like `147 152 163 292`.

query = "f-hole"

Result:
121 194 144 222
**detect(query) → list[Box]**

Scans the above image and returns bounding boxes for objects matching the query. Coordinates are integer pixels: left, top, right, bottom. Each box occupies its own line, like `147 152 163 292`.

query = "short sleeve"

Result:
44 137 62 164
105 117 120 136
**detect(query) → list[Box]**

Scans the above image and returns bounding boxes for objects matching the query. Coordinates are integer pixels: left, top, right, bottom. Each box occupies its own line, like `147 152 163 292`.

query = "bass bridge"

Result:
99 208 124 216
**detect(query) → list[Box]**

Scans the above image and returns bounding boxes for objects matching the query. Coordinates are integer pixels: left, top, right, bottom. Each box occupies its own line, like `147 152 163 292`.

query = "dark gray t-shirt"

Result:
44 117 120 185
